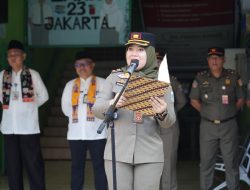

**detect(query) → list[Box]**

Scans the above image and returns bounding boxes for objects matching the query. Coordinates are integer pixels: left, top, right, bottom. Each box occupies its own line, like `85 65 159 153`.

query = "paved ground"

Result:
0 160 249 190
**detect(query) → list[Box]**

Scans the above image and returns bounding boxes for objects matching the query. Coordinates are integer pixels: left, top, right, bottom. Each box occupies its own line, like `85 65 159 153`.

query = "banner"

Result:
141 0 235 67
27 0 131 46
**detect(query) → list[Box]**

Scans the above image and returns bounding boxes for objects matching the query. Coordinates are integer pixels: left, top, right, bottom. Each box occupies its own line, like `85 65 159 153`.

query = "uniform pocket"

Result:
200 85 214 102
224 86 235 102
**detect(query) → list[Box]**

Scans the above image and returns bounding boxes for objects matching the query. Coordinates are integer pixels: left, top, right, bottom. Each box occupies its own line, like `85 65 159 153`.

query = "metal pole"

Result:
110 120 117 190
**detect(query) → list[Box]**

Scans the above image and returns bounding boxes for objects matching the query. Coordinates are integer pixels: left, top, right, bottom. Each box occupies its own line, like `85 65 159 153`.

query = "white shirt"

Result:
0 69 49 134
61 76 107 140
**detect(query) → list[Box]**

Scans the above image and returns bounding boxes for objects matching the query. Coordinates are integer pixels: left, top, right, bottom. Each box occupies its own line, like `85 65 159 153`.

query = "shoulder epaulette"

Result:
225 69 236 75
170 75 177 80
197 70 208 76
111 68 122 73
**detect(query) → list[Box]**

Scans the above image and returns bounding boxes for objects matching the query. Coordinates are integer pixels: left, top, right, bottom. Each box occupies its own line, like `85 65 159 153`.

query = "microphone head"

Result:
127 59 139 74
131 59 139 67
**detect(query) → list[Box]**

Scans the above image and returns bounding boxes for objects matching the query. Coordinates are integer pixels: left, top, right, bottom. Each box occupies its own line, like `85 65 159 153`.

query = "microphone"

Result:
97 106 117 134
126 59 139 75
97 59 139 134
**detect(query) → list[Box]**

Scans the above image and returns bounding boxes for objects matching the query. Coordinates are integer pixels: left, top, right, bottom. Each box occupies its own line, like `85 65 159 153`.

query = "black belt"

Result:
202 116 236 124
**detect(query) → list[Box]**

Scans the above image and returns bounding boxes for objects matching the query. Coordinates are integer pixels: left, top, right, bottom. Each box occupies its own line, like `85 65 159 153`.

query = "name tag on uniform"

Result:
83 94 87 104
222 95 228 104
12 91 19 101
133 111 143 123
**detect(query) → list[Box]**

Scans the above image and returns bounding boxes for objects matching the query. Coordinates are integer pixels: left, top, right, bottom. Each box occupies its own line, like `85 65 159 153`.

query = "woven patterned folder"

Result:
121 75 169 116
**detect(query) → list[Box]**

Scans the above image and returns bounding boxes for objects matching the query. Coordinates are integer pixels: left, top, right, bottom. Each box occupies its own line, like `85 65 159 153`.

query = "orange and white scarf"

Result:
71 76 96 123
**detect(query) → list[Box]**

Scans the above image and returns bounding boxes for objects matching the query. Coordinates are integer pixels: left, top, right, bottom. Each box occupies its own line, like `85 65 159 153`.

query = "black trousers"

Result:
4 134 45 190
68 139 107 190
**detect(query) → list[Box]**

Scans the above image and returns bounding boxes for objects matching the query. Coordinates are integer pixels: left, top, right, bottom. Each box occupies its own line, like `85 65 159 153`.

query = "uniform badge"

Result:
192 80 198 88
204 94 208 99
118 73 130 79
237 79 243 86
202 81 209 85
222 95 228 104
116 79 126 86
133 111 143 123
222 86 226 90
112 69 122 73
225 79 231 85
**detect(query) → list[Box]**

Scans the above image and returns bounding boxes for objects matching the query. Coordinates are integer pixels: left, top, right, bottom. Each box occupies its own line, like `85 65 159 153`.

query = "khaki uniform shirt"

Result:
160 75 186 134
189 69 245 120
170 76 186 112
93 70 176 164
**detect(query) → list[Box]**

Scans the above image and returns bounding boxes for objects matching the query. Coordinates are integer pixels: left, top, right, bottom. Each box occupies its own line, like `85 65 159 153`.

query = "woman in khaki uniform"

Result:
93 32 176 190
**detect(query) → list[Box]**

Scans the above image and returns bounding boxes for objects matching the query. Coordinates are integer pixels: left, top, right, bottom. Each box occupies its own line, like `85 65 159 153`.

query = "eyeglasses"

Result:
7 53 23 58
75 62 91 68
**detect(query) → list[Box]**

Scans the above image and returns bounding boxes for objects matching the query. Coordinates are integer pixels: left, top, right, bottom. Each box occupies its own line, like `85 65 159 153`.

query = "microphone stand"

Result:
97 72 132 190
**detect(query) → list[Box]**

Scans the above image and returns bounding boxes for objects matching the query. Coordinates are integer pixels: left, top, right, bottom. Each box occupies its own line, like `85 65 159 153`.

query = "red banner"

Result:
142 0 235 28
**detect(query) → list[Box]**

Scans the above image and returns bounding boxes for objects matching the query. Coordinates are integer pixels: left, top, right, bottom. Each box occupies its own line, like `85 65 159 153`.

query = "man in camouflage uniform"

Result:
189 47 245 190
156 52 186 190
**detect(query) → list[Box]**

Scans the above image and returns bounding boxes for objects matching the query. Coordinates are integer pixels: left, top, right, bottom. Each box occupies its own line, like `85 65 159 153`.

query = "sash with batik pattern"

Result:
71 75 96 123
2 66 34 109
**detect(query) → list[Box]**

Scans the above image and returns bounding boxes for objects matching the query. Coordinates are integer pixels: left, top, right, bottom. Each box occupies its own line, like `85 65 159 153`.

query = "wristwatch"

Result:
155 110 168 121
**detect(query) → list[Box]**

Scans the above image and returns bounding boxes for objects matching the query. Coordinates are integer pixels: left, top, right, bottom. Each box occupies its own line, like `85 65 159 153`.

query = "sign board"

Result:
141 0 235 67
27 0 131 46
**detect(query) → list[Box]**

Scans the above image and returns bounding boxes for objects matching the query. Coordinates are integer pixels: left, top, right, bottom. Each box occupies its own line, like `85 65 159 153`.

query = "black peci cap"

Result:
125 32 156 47
207 47 225 57
8 40 24 51
74 51 93 61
